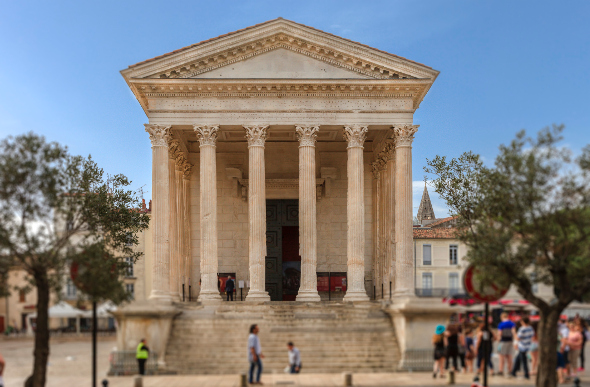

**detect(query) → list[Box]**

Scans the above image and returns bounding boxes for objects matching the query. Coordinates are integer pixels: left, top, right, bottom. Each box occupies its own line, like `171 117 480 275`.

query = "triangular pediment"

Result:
191 48 370 79
122 19 439 81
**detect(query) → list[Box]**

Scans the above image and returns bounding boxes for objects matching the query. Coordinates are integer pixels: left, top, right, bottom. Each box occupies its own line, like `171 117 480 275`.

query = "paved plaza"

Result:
2 337 590 386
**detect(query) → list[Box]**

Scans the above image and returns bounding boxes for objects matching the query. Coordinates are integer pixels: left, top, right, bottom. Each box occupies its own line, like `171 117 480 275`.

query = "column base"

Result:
149 290 173 302
197 290 222 304
245 290 270 302
343 290 370 302
296 290 321 302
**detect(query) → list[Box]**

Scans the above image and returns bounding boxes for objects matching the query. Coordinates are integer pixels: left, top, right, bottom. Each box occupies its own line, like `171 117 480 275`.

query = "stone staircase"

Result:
164 301 400 374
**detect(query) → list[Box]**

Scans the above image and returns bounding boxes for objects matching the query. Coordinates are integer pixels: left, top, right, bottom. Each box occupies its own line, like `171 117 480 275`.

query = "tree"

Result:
0 133 149 387
425 125 590 387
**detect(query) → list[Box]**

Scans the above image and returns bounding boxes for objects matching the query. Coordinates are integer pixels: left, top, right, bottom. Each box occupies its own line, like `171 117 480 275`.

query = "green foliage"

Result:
425 124 590 311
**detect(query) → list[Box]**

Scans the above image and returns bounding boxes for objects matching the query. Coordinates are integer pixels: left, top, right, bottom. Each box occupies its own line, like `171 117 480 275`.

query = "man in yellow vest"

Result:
136 338 149 375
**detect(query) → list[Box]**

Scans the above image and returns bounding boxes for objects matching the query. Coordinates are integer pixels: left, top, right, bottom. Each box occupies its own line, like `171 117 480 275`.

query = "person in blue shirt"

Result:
511 317 535 379
496 312 516 376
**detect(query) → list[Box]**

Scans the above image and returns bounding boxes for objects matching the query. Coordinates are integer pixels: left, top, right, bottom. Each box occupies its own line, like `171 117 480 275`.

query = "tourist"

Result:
444 324 461 372
248 324 264 385
464 328 475 373
0 351 5 387
225 276 235 301
529 322 539 376
457 325 467 373
511 316 534 379
579 319 588 372
496 312 516 376
287 342 301 374
432 325 446 378
136 338 149 376
567 323 583 377
475 322 494 379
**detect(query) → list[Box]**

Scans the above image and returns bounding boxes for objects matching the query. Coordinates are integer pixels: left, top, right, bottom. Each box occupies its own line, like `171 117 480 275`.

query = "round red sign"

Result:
463 264 509 303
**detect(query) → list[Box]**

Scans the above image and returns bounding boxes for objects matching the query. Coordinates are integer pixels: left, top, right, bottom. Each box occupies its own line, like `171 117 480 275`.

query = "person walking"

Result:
433 325 446 378
475 322 495 380
511 317 534 379
579 320 588 372
248 324 264 385
529 322 539 376
567 323 584 377
464 328 475 374
287 342 302 374
496 312 516 376
136 338 149 376
444 324 461 372
225 276 235 301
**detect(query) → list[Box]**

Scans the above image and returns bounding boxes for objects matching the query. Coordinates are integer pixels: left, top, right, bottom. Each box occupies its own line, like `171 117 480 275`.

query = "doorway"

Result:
266 200 300 301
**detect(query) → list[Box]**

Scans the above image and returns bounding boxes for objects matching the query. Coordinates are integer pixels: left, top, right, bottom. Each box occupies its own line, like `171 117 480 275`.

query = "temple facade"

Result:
121 18 439 304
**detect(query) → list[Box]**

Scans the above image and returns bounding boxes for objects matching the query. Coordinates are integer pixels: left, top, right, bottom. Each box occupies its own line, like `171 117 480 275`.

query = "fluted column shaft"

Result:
182 164 192 298
295 126 321 302
245 125 271 302
371 165 381 297
384 143 396 299
145 124 171 300
343 125 370 302
394 125 419 296
168 142 180 300
175 163 184 297
194 125 222 302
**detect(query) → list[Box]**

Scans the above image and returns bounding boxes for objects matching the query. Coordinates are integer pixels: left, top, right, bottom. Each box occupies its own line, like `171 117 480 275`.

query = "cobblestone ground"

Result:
1 337 589 386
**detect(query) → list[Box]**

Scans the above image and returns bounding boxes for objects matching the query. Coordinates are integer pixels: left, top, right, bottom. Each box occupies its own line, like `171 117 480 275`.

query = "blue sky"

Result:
1 1 589 217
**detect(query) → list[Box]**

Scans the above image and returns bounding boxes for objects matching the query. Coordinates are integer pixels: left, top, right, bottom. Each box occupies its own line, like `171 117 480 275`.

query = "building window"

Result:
449 245 458 265
531 272 538 294
422 273 433 296
449 272 460 294
66 279 77 298
19 289 26 303
125 232 133 246
126 257 134 278
126 283 135 299
423 244 432 266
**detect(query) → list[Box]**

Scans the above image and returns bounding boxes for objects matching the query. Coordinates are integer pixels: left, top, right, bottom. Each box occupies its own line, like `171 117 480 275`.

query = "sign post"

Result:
463 264 508 387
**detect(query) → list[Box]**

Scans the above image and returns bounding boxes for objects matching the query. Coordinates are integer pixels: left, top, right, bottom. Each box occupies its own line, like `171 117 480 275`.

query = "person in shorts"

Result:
496 312 516 376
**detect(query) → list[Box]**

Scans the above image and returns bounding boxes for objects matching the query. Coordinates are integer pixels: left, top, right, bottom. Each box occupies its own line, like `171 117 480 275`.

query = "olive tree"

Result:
425 125 590 387
0 133 149 387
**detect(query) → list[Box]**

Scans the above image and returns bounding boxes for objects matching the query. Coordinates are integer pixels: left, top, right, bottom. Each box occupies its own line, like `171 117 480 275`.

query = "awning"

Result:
28 301 84 319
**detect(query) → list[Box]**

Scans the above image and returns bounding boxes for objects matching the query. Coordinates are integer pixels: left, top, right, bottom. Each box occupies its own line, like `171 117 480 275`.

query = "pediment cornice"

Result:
122 20 439 81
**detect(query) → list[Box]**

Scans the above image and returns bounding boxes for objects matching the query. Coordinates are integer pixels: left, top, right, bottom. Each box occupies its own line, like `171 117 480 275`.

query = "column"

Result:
144 124 172 300
175 154 186 298
383 140 396 299
193 125 222 302
168 139 180 300
244 125 271 302
343 125 370 302
295 125 321 302
393 124 419 296
370 162 381 298
182 161 192 299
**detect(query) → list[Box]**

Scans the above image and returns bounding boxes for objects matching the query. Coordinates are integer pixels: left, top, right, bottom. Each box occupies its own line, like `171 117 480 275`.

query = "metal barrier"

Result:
399 349 434 371
414 288 463 298
108 350 159 376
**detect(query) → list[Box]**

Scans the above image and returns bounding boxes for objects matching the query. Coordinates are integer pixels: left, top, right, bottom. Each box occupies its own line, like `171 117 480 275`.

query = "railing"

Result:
400 349 436 371
108 350 159 376
414 288 464 298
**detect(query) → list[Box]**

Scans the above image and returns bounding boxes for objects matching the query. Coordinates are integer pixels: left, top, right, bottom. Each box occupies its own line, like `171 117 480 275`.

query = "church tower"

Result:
417 184 436 225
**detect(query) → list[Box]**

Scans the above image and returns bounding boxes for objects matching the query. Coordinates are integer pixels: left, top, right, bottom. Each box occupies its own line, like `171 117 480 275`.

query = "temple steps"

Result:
164 302 400 375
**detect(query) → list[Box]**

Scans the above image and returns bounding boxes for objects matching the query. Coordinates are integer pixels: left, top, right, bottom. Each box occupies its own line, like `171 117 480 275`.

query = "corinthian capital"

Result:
393 124 419 147
295 125 320 147
343 125 368 148
382 140 396 161
193 125 219 147
144 124 171 147
168 138 181 159
182 160 193 179
175 153 187 169
244 125 269 147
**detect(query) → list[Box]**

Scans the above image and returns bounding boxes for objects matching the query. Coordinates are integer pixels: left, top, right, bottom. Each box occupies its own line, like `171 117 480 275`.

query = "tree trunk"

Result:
27 270 50 387
536 307 561 387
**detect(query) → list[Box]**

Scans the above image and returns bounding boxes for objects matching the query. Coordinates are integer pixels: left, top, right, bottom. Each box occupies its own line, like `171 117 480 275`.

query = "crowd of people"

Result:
433 312 589 383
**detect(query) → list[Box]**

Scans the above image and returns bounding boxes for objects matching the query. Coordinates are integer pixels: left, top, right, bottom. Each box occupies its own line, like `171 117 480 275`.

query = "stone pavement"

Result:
1 337 589 386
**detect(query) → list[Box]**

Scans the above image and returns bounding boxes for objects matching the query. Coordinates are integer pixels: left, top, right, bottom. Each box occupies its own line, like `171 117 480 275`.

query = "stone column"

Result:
193 125 222 302
144 124 172 300
393 124 419 296
295 125 321 302
244 125 271 302
182 162 192 299
370 162 381 298
343 125 370 302
168 139 180 300
383 140 396 299
175 155 186 298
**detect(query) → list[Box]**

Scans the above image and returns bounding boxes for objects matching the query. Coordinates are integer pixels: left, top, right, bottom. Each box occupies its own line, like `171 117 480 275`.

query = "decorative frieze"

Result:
343 125 368 148
193 125 219 147
145 124 171 147
244 125 269 147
